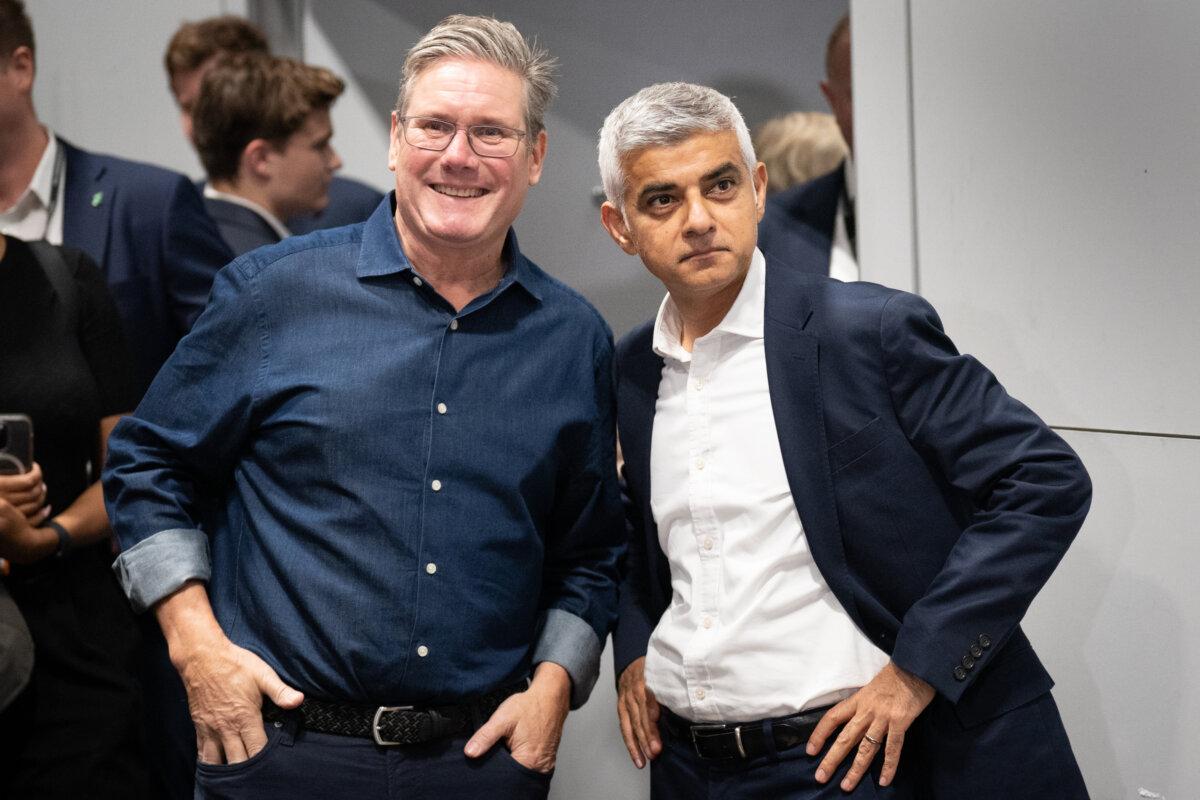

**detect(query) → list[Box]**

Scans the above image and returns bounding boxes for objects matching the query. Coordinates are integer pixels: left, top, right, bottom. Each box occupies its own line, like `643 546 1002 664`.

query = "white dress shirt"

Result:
829 154 859 282
644 248 888 723
0 130 65 245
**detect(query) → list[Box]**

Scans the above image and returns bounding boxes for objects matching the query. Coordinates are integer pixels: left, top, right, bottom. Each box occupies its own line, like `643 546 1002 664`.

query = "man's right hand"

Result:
617 656 662 768
157 582 303 765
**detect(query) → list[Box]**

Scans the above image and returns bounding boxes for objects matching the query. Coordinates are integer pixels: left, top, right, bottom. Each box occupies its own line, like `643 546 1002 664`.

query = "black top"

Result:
0 237 135 522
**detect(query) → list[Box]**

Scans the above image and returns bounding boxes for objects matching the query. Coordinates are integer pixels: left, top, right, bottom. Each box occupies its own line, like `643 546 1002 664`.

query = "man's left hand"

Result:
807 661 935 791
464 661 571 774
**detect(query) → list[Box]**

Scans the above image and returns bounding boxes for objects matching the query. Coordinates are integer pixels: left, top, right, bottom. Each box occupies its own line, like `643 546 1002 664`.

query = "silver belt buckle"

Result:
372 705 414 746
690 722 747 759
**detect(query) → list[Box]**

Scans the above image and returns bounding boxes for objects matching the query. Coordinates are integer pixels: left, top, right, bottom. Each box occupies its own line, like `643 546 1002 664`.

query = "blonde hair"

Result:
752 112 847 194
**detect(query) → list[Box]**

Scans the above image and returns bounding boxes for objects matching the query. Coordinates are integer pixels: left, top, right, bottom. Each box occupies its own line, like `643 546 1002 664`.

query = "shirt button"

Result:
695 689 706 700
417 645 429 657
703 537 714 551
425 563 437 575
437 402 447 415
695 458 705 470
694 378 704 391
449 319 459 331
413 276 423 287
702 617 713 629
431 479 442 492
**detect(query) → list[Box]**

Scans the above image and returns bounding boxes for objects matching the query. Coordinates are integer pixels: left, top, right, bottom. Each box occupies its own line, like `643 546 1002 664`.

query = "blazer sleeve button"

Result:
953 666 967 681
978 634 992 649
962 655 975 669
970 644 983 658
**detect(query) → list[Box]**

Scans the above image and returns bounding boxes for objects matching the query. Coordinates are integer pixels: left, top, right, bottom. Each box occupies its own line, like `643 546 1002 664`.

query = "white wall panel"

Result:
905 2 1200 437
1026 431 1199 799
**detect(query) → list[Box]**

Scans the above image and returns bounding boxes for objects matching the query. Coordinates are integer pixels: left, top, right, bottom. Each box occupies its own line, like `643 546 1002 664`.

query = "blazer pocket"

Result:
828 416 885 473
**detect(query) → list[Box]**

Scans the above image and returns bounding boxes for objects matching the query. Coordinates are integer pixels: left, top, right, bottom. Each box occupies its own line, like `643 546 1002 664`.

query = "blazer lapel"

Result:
61 141 114 271
763 263 863 627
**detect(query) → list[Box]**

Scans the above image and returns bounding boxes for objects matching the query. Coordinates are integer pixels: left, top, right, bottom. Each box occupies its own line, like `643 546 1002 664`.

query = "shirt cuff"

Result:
532 608 603 710
111 528 211 613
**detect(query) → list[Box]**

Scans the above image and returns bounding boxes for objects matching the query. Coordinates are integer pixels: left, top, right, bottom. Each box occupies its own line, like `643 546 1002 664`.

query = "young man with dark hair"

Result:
165 14 384 233
193 53 344 255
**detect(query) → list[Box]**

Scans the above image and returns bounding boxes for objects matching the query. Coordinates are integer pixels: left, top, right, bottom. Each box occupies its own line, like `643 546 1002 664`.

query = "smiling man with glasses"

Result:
103 15 623 799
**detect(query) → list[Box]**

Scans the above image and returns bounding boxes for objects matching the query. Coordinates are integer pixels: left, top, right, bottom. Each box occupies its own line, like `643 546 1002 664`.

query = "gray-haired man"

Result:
104 15 623 799
601 82 1089 799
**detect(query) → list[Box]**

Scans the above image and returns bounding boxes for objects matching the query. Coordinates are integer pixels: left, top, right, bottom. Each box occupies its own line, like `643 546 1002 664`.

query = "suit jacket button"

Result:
962 655 975 669
953 666 967 681
978 634 992 649
970 644 983 658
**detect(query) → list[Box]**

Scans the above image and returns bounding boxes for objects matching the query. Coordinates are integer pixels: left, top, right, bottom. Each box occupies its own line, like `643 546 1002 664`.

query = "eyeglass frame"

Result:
396 115 530 159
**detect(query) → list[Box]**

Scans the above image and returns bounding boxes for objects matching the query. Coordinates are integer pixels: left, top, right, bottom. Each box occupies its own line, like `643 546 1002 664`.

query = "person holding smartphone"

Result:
0 232 146 799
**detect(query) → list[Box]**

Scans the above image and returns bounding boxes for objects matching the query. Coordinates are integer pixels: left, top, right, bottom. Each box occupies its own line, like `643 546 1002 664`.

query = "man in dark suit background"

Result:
0 0 233 397
598 81 1090 798
758 13 858 281
165 15 383 234
191 53 345 257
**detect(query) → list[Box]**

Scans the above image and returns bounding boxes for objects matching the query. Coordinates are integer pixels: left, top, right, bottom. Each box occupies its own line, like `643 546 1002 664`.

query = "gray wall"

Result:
855 3 1200 798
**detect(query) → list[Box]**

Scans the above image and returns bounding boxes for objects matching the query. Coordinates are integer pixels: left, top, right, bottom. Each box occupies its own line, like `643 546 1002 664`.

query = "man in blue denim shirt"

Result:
103 16 622 799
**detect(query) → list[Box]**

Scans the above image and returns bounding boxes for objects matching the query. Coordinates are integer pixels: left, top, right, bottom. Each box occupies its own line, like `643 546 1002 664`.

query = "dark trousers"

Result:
194 715 552 800
0 547 151 799
650 721 914 800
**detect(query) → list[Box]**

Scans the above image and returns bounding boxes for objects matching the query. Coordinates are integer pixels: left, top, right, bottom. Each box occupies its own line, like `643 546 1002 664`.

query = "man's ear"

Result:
4 46 36 93
387 112 401 173
753 161 768 221
242 138 275 181
600 201 639 256
526 129 547 187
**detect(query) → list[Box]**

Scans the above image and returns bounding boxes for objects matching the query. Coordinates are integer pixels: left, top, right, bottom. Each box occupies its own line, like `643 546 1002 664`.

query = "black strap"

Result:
27 239 79 332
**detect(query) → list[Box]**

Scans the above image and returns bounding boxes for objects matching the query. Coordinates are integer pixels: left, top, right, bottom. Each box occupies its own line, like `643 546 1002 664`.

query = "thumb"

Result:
252 657 304 708
464 704 515 759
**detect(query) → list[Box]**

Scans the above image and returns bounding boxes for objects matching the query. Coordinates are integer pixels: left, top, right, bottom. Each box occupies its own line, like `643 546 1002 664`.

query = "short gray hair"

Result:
597 82 757 207
394 14 557 138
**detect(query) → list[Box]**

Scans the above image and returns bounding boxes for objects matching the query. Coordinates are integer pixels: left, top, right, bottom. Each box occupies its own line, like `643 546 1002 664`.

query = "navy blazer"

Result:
612 257 1091 732
287 175 385 235
62 140 233 395
203 196 281 258
757 161 843 276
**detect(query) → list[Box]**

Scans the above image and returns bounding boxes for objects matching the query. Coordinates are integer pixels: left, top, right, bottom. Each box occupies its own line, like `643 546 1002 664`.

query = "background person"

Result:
752 111 846 196
193 53 344 256
0 233 142 799
165 14 383 233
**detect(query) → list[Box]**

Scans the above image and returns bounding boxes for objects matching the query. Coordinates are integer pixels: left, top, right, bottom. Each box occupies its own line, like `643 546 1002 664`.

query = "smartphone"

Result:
0 414 34 475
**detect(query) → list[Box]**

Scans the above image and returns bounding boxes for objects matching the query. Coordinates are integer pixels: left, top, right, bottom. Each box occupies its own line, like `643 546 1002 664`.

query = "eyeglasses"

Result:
399 116 528 158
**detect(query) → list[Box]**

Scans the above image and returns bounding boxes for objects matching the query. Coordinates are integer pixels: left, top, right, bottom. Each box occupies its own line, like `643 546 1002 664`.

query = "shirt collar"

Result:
652 247 766 362
23 129 58 210
356 192 543 302
202 184 292 240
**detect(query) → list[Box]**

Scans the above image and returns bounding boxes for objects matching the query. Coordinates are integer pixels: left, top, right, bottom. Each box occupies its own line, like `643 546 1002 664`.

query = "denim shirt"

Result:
104 198 623 708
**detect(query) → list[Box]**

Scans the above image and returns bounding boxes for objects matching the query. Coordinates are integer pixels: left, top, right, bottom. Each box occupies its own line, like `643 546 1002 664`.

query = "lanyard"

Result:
40 139 66 242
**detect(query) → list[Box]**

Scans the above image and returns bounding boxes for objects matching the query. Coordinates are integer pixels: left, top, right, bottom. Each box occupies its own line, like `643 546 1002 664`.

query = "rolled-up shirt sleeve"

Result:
531 329 625 709
103 258 262 612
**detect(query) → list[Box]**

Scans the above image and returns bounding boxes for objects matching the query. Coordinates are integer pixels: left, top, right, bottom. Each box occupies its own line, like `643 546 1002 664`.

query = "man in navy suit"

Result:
0 0 232 397
598 82 1090 798
191 53 345 257
165 15 383 234
759 13 858 282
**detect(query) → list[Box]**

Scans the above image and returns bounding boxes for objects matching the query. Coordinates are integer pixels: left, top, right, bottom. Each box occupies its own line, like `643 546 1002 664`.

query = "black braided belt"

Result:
264 681 526 746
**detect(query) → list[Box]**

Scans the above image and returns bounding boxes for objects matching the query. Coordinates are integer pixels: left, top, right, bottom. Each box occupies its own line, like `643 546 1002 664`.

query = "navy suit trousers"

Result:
194 717 552 799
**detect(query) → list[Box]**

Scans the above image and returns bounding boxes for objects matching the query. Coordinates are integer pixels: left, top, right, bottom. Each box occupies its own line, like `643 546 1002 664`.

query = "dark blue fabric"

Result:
202 197 281 258
612 259 1091 797
193 716 551 799
61 140 234 397
287 175 385 235
651 725 913 800
105 196 623 705
756 162 843 277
